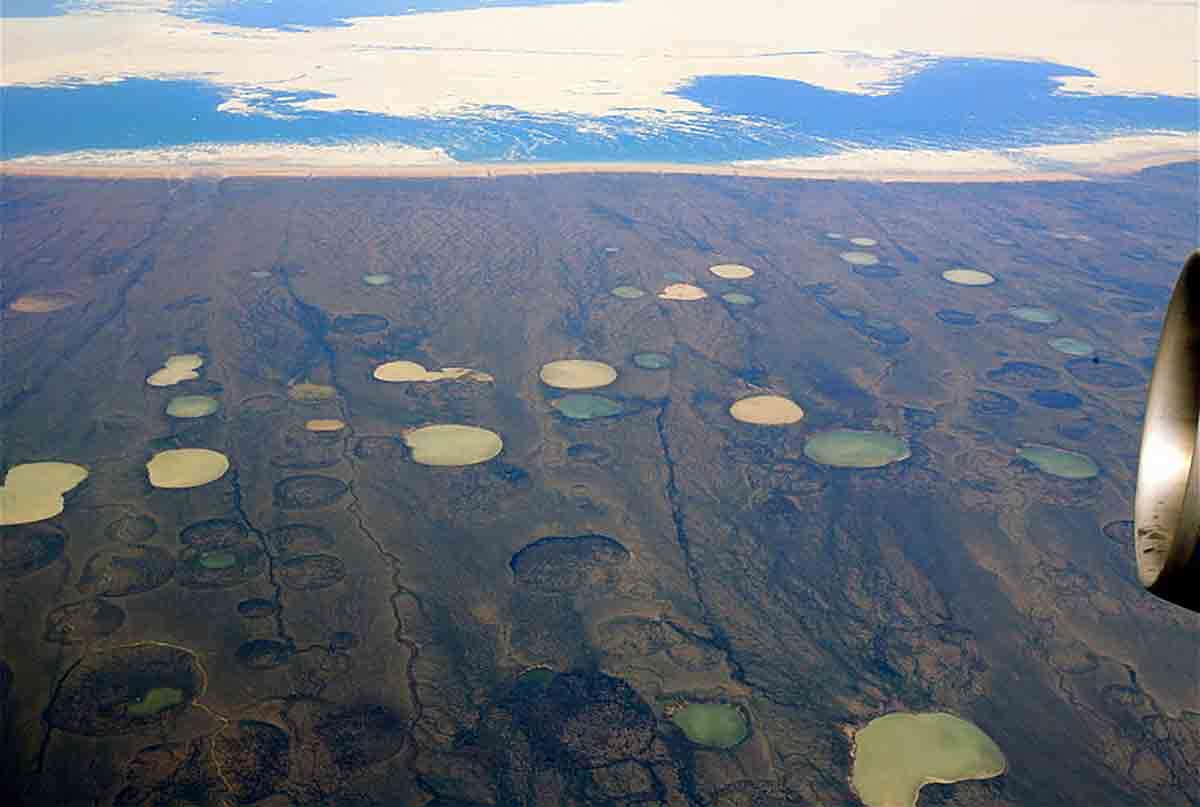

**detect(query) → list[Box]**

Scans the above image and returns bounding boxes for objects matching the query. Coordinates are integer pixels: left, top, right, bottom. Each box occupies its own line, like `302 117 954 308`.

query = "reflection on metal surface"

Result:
1135 250 1200 611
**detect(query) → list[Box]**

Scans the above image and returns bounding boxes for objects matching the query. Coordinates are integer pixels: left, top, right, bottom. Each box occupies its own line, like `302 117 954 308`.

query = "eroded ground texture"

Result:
2 165 1198 806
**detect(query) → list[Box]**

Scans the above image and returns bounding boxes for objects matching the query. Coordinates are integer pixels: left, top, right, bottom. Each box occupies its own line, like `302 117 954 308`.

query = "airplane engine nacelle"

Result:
1135 250 1200 612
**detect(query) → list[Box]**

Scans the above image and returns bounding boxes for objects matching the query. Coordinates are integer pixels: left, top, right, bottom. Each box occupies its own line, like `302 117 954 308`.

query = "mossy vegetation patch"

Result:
0 461 89 525
373 360 493 383
1028 389 1082 409
671 703 749 749
857 318 910 345
942 269 996 286
524 672 656 769
213 720 292 804
1017 444 1100 479
44 598 126 644
236 639 294 670
709 263 755 279
278 553 346 590
851 712 1006 807
105 514 158 543
146 354 205 387
265 523 334 557
1107 296 1155 314
46 644 202 735
1065 356 1141 387
510 534 630 594
273 474 350 508
985 361 1060 388
0 524 66 577
804 429 910 468
936 309 977 326
517 666 557 693
146 449 230 489
969 390 1019 417
729 395 804 425
332 313 390 334
403 425 504 467
658 283 709 301
852 264 901 280
314 703 409 771
551 394 624 421
180 518 247 547
237 598 278 619
79 544 176 596
539 359 618 390
165 395 220 419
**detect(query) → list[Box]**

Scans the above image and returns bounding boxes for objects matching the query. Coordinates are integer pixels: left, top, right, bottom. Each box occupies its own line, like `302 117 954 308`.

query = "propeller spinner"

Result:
1135 250 1200 611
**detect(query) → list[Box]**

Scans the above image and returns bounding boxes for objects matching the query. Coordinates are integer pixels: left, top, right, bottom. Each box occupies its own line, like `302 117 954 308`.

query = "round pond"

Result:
722 292 756 306
1017 444 1100 479
6 462 89 494
551 394 624 421
147 354 204 387
305 418 346 432
166 395 220 419
729 395 804 425
404 425 503 467
709 263 755 279
840 251 880 266
1049 336 1095 356
146 449 230 489
0 462 90 525
671 703 749 749
659 283 709 301
1009 306 1059 324
633 352 672 370
610 285 647 299
851 712 1006 807
374 360 492 383
539 359 617 390
942 269 996 286
804 429 910 468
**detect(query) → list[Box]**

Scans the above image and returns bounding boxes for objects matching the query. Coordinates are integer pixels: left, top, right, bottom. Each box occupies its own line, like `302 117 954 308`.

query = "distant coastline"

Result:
3 138 1195 184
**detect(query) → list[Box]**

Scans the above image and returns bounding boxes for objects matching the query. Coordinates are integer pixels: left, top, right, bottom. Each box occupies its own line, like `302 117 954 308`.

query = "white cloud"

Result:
734 132 1200 180
2 0 1194 126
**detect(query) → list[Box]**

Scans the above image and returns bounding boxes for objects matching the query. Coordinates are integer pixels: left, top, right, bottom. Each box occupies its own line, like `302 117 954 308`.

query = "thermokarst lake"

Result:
1 164 1197 806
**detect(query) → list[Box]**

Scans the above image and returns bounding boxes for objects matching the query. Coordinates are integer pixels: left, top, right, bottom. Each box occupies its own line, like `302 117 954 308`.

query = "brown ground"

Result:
1 164 1198 806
